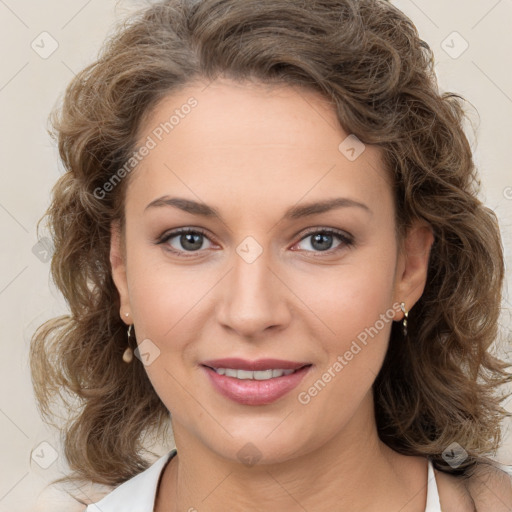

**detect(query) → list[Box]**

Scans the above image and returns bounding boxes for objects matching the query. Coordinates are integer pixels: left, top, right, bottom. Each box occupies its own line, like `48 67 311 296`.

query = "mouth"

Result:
207 367 299 379
200 358 312 405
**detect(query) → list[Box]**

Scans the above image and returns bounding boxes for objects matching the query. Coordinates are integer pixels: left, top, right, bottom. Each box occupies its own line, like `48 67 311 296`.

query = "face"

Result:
110 78 433 465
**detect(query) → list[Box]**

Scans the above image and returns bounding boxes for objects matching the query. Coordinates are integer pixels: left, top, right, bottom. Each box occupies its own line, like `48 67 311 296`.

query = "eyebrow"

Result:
144 196 372 221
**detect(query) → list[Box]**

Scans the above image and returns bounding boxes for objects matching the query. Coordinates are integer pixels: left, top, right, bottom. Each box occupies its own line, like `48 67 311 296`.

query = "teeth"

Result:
213 368 296 380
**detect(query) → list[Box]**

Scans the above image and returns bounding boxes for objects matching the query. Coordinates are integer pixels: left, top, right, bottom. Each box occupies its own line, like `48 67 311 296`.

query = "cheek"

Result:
125 256 206 410
292 263 397 430
292 252 397 348
290 250 398 417
125 242 213 342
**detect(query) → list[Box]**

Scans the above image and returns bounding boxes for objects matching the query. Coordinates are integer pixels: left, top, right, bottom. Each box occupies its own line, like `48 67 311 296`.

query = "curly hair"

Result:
31 0 511 489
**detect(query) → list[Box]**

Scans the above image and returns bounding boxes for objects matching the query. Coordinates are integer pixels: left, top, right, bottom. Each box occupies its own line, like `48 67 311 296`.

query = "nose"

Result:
215 248 292 339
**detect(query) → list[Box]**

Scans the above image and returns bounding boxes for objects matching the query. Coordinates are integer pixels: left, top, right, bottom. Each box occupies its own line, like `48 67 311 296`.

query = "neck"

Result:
155 395 428 512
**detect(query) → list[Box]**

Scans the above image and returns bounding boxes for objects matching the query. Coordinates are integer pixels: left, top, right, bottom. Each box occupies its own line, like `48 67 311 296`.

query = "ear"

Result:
392 219 434 319
110 219 131 324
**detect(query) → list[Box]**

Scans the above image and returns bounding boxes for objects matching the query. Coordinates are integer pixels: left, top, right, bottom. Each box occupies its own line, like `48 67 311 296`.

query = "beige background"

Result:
0 0 511 510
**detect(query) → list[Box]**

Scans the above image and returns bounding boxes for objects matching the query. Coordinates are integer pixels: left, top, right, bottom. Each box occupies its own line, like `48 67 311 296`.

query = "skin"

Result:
108 78 499 511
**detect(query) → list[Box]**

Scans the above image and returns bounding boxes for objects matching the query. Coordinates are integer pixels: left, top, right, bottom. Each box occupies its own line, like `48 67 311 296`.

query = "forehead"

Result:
127 79 392 218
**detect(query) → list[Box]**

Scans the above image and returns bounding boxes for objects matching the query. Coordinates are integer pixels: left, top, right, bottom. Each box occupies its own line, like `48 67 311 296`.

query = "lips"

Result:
200 358 312 405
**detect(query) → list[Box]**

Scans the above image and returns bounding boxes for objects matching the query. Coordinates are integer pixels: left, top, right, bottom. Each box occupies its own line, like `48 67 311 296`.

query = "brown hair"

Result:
31 0 511 490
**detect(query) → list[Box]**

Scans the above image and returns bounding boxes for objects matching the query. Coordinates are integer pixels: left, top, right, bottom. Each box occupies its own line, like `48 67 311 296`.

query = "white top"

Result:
425 458 442 512
85 451 442 512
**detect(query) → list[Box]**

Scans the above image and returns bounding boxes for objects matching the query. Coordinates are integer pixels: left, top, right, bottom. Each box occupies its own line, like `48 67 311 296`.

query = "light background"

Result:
0 0 511 510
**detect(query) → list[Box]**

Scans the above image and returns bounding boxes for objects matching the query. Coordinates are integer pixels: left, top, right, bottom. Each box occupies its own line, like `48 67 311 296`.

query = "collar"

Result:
86 449 177 512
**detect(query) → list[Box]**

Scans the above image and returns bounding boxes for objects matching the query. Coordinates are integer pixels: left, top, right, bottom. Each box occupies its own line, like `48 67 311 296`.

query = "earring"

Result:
123 324 134 363
400 302 408 337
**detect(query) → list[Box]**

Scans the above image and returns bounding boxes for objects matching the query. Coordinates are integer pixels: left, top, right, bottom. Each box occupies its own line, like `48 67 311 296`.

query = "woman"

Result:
31 0 512 510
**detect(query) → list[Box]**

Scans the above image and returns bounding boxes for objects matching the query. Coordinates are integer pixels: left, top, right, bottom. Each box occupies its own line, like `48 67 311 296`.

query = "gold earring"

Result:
123 324 134 363
400 302 408 337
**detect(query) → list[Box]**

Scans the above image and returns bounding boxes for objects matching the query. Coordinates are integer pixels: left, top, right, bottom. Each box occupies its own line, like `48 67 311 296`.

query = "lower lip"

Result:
202 365 311 405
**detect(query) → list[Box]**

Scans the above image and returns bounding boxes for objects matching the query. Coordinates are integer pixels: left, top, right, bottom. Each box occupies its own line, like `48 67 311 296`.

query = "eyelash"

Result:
156 227 354 258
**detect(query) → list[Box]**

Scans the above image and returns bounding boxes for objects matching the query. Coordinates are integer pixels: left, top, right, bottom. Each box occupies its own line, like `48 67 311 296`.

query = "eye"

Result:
156 227 354 258
292 228 354 254
157 228 214 257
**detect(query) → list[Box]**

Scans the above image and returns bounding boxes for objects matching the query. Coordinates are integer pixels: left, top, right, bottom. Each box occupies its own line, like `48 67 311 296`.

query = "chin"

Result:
198 424 314 467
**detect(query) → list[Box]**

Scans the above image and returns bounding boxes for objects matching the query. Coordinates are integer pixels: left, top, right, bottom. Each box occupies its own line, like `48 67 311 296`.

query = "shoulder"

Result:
434 462 512 512
34 482 109 512
465 463 512 512
434 468 476 511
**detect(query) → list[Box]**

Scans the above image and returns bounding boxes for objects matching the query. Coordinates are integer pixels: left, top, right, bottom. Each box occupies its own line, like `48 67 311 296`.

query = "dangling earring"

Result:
400 302 408 337
123 324 134 363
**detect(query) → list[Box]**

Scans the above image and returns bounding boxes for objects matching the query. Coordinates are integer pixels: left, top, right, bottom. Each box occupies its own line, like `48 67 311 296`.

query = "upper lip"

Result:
201 358 311 371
